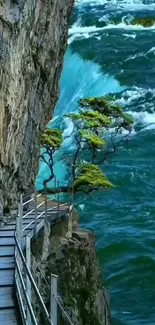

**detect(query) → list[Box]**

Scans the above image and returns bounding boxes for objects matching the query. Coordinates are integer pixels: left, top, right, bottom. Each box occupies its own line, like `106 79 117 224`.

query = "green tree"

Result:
39 96 133 195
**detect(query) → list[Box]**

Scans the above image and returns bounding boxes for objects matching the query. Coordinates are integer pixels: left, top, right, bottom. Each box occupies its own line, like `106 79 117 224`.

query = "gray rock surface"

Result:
32 212 111 325
0 0 74 207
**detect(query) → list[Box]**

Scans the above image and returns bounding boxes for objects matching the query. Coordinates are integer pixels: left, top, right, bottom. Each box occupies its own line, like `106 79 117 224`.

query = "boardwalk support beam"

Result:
34 191 38 239
50 274 58 325
26 235 32 324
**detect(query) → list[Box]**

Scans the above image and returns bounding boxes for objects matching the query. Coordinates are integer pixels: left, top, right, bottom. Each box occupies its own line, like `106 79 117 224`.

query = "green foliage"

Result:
79 96 121 116
41 128 63 148
78 96 134 129
79 129 105 147
79 96 110 111
66 110 112 128
132 17 155 27
65 113 80 120
74 164 114 191
41 94 134 196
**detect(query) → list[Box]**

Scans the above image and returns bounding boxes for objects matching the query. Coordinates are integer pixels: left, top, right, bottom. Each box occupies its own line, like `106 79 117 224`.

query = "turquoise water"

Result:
37 1 155 324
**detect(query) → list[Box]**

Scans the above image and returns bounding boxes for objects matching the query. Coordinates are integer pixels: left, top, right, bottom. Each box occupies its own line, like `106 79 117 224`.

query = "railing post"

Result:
42 188 50 260
57 181 60 219
67 205 73 239
15 194 24 321
19 194 23 246
34 190 37 239
50 274 58 325
45 187 48 220
26 235 32 325
15 199 21 275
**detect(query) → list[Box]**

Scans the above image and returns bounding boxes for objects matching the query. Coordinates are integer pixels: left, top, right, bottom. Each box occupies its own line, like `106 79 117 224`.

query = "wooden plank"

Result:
0 231 15 237
0 257 15 270
0 270 14 286
0 287 14 308
22 214 36 220
9 219 33 226
0 246 14 257
0 225 15 231
0 256 15 269
0 238 15 246
0 308 17 324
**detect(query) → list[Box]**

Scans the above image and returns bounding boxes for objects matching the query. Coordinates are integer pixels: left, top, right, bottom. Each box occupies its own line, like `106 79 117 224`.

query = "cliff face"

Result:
0 4 111 323
32 211 111 325
0 0 73 207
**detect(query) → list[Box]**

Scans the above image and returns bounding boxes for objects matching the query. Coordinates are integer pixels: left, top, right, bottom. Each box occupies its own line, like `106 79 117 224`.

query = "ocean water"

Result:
37 1 155 324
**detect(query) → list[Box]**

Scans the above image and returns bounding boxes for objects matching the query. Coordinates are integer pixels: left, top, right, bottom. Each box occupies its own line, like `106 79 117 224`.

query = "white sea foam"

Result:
69 23 155 37
68 32 90 44
124 47 155 62
127 111 155 130
115 87 155 131
69 21 155 44
146 47 155 55
123 33 137 39
79 204 85 210
116 87 155 106
125 52 144 62
75 0 155 11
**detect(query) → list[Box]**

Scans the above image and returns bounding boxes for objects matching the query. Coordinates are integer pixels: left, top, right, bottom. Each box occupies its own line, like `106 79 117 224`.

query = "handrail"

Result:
23 197 34 206
54 296 74 325
16 280 28 323
23 201 44 219
31 253 50 290
23 211 45 232
31 253 74 325
15 235 54 325
15 259 38 325
23 208 35 219
15 190 74 325
47 202 68 211
23 194 42 206
22 201 70 232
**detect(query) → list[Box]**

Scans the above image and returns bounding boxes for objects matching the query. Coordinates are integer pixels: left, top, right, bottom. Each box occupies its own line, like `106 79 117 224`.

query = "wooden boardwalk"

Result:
0 223 18 324
0 195 70 324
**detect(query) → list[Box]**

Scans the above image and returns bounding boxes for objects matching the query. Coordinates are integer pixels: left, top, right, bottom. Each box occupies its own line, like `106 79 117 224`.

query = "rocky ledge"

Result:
31 210 111 325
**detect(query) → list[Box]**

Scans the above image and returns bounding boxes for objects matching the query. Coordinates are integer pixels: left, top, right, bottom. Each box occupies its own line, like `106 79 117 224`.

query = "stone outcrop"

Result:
0 0 74 209
32 211 111 325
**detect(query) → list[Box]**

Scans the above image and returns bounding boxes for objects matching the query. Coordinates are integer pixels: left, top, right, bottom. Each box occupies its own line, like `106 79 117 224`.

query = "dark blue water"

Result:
37 1 155 324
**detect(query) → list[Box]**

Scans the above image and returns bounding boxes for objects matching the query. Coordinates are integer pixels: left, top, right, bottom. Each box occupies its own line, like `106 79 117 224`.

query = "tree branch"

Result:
99 128 131 164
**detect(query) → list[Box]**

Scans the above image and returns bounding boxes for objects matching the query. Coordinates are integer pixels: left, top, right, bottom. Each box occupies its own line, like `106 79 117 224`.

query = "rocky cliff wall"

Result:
0 0 74 208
